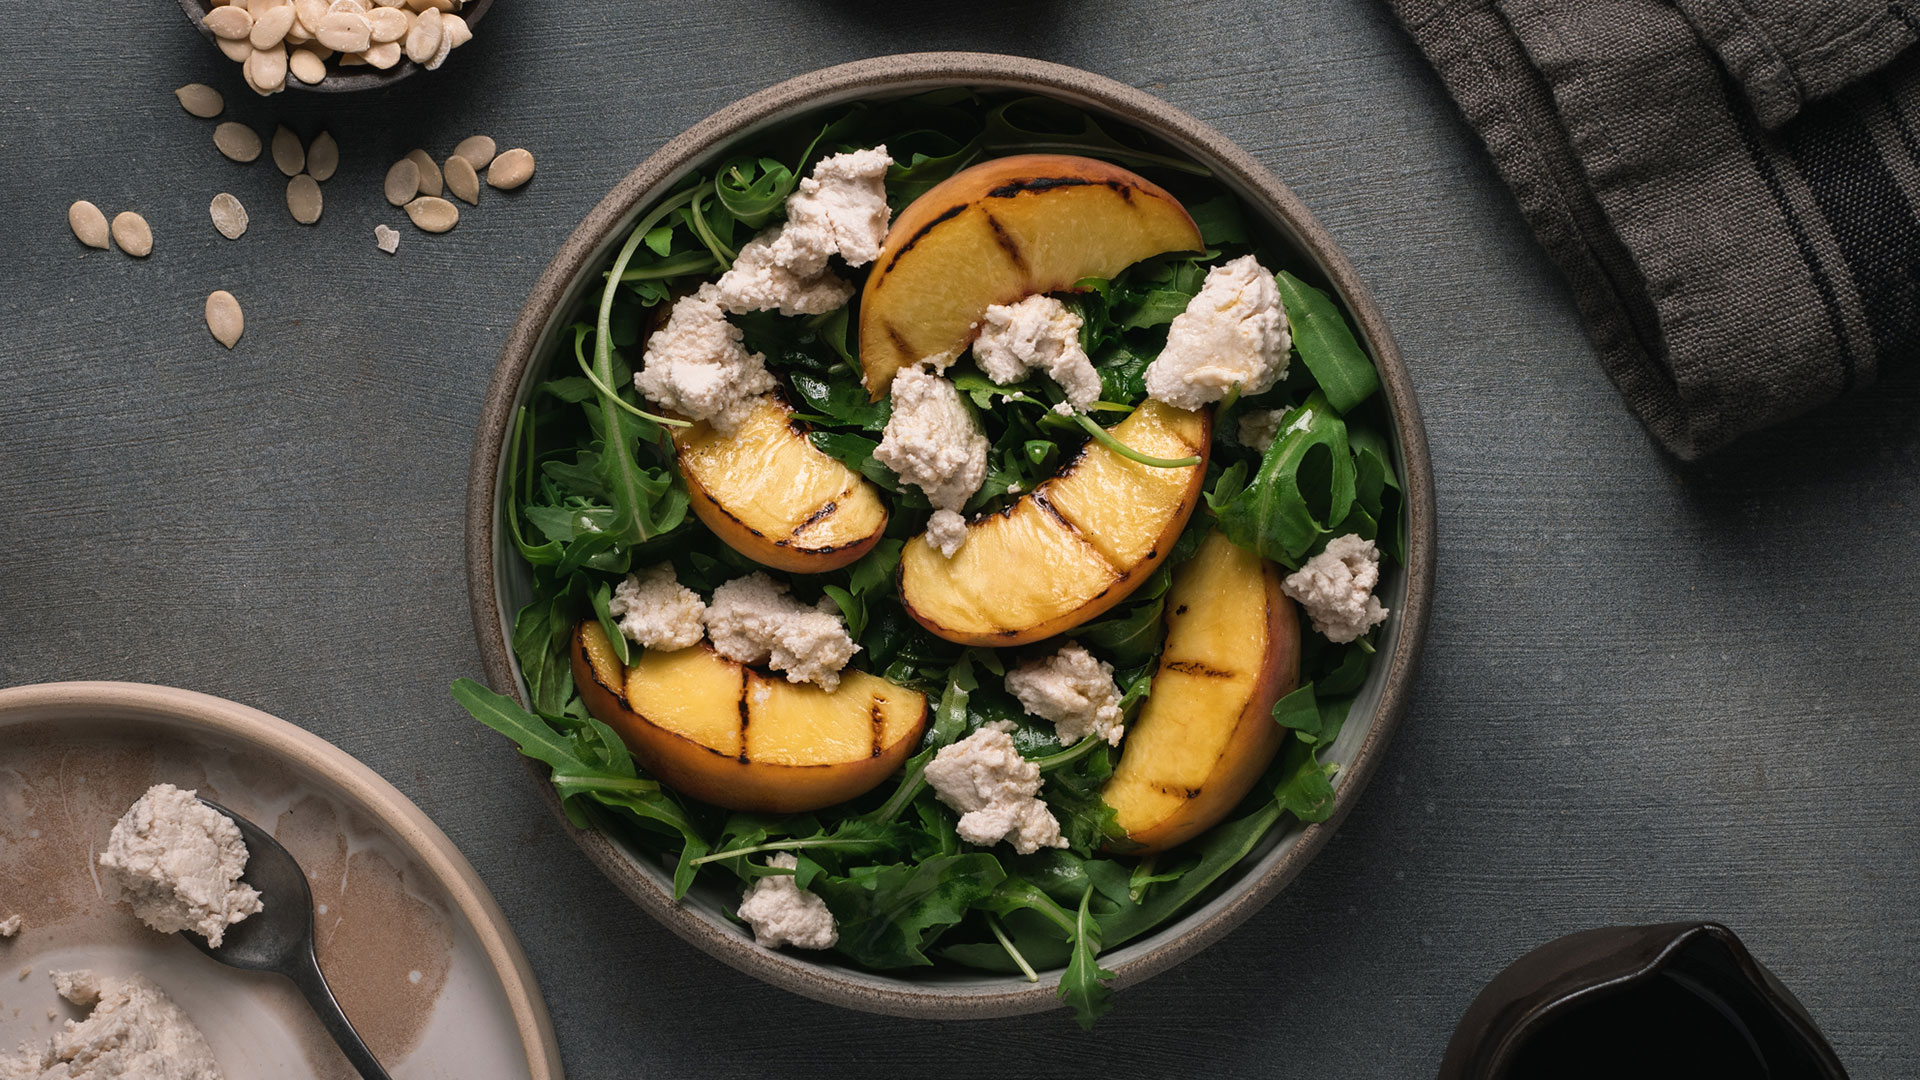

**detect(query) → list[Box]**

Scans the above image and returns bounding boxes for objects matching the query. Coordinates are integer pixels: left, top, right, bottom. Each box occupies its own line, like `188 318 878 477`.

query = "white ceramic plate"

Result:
0 682 562 1079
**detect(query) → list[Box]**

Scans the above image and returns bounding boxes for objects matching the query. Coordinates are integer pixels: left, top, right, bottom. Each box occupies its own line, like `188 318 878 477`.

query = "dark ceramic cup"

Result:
1439 922 1848 1079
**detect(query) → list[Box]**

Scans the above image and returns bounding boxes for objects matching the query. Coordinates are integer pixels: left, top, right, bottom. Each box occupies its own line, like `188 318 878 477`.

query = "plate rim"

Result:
0 679 565 1079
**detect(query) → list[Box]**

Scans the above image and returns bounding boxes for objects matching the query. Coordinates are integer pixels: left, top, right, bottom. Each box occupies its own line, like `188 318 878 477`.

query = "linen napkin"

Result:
1389 0 1920 458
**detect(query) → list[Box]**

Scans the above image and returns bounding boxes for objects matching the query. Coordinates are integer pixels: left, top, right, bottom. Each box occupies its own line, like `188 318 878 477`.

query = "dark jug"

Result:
1438 922 1847 1079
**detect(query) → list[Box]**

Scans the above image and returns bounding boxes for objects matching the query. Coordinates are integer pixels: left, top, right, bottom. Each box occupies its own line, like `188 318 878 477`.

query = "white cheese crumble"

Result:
1005 643 1127 748
1144 255 1291 410
873 363 988 558
714 223 855 317
972 295 1102 411
1282 533 1390 644
922 722 1067 855
1237 406 1311 454
705 572 858 691
0 916 20 939
97 785 261 948
922 509 969 561
633 283 776 435
735 853 838 950
0 970 222 1080
777 146 893 274
608 562 706 651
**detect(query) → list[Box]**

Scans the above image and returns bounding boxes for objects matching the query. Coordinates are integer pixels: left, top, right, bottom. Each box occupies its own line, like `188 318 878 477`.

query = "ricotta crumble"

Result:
873 363 988 558
633 283 776 434
972 295 1103 411
0 916 20 939
922 722 1067 855
1005 643 1127 748
735 853 838 950
714 147 893 316
705 572 858 691
1144 254 1291 410
1282 533 1390 644
0 970 222 1080
97 785 261 948
714 224 856 316
608 562 706 651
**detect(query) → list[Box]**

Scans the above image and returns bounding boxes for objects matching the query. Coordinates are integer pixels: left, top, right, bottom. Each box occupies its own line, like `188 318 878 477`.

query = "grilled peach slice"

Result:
572 622 927 813
674 394 888 573
1102 531 1302 854
899 400 1208 646
858 154 1203 397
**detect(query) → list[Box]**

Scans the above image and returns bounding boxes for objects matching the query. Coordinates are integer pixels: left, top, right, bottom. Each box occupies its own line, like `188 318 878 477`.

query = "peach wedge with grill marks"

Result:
857 153 1203 398
571 622 928 813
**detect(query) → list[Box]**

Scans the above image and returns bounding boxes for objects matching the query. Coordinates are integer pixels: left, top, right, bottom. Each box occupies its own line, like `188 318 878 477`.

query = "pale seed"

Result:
338 51 367 65
374 222 400 253
271 125 305 176
173 83 224 118
286 174 323 224
289 46 327 84
247 0 289 15
451 134 495 169
444 153 479 204
404 195 458 232
111 212 153 257
366 6 407 41
250 3 294 47
210 192 249 239
307 131 339 181
286 20 311 44
362 40 402 68
293 0 327 32
372 0 405 6
403 10 441 64
486 148 535 190
314 11 370 52
440 11 470 48
247 45 288 94
383 158 419 205
328 0 367 10
205 290 245 349
406 148 441 197
217 36 252 62
214 122 262 162
203 5 252 39
68 200 110 249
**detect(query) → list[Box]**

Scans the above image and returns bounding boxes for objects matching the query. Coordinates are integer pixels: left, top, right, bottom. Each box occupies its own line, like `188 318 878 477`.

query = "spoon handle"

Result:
288 946 394 1080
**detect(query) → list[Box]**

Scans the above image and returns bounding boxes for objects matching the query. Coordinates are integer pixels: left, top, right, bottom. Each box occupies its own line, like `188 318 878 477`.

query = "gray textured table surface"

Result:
5 2 1917 1076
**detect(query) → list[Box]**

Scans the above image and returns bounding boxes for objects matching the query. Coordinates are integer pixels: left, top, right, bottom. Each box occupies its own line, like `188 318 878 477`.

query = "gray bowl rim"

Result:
464 50 1436 1020
177 0 492 93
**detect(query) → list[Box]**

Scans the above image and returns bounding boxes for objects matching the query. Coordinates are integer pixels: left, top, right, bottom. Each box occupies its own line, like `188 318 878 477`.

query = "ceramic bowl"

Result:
466 52 1436 1019
177 0 493 93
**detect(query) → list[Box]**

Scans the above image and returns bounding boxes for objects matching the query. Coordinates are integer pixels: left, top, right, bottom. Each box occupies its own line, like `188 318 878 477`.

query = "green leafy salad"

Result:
453 91 1404 1026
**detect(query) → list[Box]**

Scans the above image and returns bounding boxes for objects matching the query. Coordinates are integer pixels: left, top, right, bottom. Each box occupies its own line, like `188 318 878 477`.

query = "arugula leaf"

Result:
588 581 632 666
1061 888 1117 1028
1214 392 1355 567
846 539 904 597
1275 272 1379 414
810 854 1007 968
1274 738 1338 823
1186 195 1251 248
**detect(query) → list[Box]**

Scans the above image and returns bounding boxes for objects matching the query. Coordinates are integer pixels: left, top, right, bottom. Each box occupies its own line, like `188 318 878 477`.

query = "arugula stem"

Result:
996 880 1078 937
595 186 698 385
1031 736 1102 773
870 768 928 825
988 915 1040 983
687 837 883 867
549 774 661 795
1072 413 1201 468
617 253 720 281
571 326 690 428
688 189 736 268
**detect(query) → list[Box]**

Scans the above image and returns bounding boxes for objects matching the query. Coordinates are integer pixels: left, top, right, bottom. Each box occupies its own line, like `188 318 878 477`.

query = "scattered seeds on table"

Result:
174 83 224 118
214 122 263 162
286 174 324 224
68 201 110 249
111 212 153 257
486 148 535 190
204 5 253 39
250 3 295 48
404 10 443 64
271 125 306 176
374 223 400 254
404 195 458 233
451 134 495 169
384 158 420 205
209 193 249 239
307 131 339 181
290 46 327 84
444 154 479 205
405 149 442 197
205 290 245 348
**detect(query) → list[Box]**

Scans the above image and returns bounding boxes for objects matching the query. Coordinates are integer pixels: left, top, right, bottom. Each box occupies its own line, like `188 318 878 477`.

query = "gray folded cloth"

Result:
1391 0 1920 458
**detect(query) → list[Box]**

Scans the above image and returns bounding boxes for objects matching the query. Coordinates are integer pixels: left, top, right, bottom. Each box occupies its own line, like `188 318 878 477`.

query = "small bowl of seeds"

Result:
179 0 491 95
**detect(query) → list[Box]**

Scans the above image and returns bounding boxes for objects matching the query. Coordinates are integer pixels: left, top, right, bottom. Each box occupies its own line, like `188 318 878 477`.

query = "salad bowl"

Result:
465 51 1435 1019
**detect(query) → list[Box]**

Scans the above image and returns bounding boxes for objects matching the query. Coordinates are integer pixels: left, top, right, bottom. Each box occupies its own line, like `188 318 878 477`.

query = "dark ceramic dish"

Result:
1440 922 1848 1079
465 52 1436 1018
177 0 492 93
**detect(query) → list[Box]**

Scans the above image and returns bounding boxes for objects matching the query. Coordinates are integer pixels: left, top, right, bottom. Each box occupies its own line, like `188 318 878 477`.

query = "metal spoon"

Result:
182 799 392 1080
